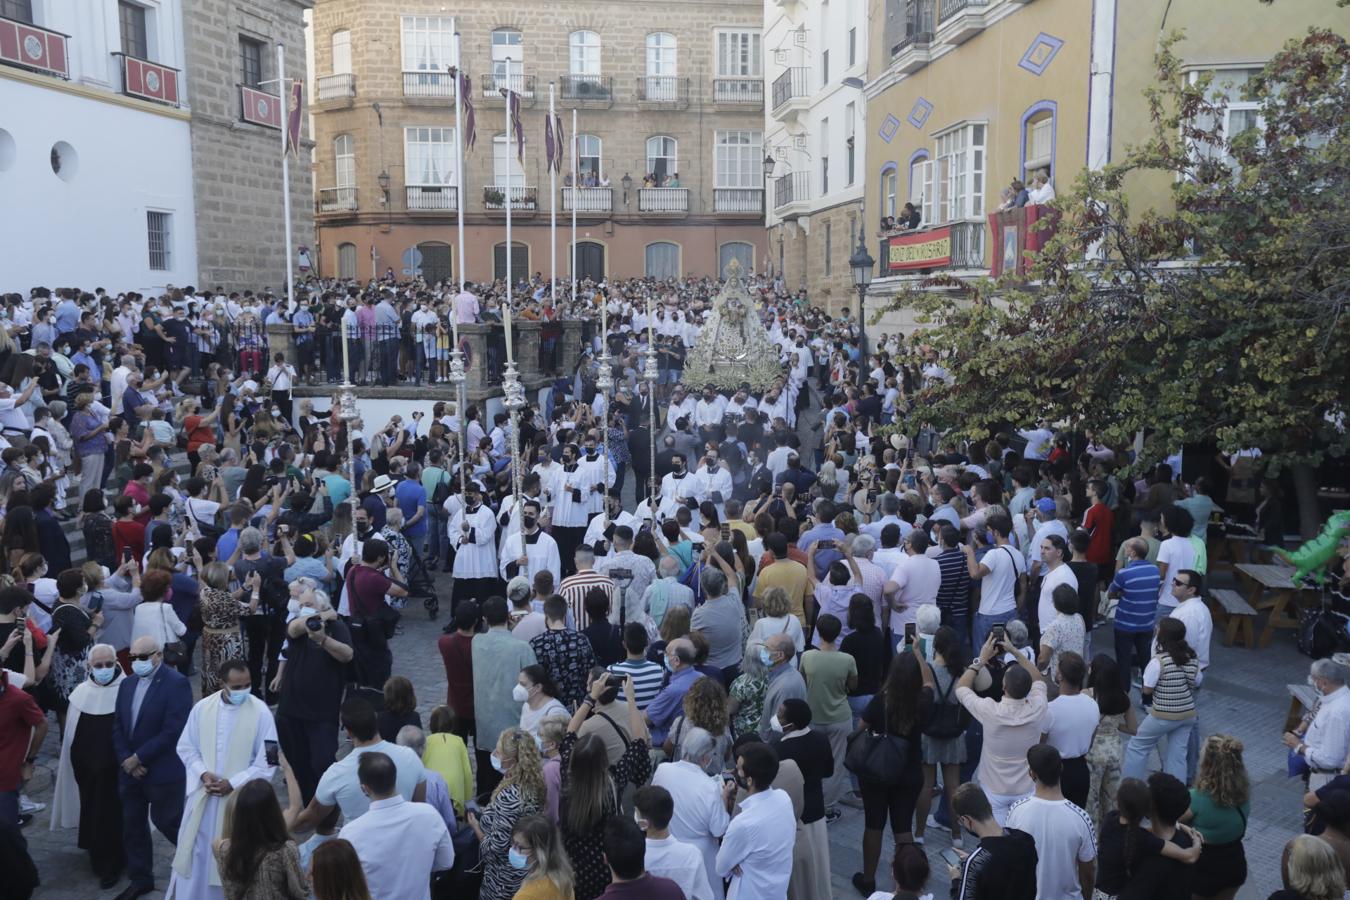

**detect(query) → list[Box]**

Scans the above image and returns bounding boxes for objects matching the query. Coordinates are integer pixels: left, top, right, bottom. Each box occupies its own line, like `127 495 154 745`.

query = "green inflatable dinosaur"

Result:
1266 509 1350 586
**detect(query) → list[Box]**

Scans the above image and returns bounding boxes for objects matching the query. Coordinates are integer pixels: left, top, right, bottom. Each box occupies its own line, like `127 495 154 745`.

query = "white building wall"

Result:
0 0 196 294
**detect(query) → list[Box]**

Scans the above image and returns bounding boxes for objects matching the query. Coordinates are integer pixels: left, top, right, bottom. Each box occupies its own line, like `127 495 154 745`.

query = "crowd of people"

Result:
0 269 1346 900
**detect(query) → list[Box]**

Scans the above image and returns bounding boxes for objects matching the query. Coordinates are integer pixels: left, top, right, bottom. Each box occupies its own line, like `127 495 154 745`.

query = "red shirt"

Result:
1082 502 1114 565
346 565 392 618
112 519 146 564
183 415 216 453
438 631 474 721
0 676 45 790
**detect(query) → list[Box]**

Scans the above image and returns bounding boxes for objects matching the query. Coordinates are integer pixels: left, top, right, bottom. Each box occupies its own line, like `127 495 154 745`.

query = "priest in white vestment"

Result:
577 437 616 516
658 455 702 530
448 481 499 605
498 499 561 585
168 662 277 900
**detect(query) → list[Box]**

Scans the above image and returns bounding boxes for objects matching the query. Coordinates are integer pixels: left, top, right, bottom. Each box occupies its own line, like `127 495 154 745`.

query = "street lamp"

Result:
848 214 875 385
761 153 776 218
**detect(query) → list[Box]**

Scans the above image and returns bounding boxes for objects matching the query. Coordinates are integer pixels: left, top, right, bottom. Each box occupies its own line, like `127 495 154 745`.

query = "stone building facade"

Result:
183 0 314 292
308 0 767 284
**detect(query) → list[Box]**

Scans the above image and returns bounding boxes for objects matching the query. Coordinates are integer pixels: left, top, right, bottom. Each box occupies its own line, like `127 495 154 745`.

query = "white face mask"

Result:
511 683 530 703
769 714 784 733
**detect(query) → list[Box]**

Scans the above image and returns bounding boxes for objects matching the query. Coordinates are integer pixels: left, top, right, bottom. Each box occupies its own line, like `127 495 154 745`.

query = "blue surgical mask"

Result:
490 752 505 773
91 667 117 685
131 659 155 678
228 688 252 705
759 647 774 667
507 847 530 870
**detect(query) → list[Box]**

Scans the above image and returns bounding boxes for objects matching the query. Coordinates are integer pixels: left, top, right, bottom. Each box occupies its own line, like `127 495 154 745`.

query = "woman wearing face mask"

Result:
47 569 104 725
467 727 548 900
517 664 569 740
197 561 253 695
130 569 186 662
509 813 575 900
49 643 126 888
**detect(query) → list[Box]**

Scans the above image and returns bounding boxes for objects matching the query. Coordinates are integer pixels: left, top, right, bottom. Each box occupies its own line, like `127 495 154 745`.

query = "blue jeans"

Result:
1122 714 1195 781
426 510 448 569
973 610 1016 653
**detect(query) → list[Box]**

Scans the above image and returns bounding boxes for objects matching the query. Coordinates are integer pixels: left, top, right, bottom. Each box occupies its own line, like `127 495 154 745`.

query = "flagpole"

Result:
452 25 466 291
571 108 577 305
549 83 557 307
504 72 513 326
276 42 294 305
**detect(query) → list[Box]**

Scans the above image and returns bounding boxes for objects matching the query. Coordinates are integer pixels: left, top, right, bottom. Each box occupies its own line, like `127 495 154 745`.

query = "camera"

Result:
306 616 323 632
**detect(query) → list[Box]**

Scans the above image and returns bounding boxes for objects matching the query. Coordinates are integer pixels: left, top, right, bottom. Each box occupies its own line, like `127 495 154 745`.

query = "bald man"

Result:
759 633 807 742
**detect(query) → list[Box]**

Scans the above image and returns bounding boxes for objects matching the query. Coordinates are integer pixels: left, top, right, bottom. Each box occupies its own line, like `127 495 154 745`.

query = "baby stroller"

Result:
404 543 441 619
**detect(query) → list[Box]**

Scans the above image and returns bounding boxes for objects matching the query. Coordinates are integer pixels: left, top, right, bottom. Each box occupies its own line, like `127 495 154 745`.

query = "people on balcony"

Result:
1027 169 1056 205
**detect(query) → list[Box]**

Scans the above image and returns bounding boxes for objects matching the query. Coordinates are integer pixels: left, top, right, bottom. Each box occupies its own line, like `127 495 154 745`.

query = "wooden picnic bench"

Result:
1234 562 1316 648
1208 588 1258 648
1286 682 1320 733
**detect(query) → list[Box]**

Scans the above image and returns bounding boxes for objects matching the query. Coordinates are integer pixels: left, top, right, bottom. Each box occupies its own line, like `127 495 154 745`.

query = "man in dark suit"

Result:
112 636 193 900
653 434 679 487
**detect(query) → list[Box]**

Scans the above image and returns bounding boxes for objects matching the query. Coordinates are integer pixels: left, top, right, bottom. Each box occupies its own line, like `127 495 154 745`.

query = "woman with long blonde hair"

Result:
510 813 575 900
1182 734 1251 900
469 727 548 900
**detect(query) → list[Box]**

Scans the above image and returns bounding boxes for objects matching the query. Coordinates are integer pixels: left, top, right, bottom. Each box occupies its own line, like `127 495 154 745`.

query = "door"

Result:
418 242 453 285
494 242 530 281
575 241 605 282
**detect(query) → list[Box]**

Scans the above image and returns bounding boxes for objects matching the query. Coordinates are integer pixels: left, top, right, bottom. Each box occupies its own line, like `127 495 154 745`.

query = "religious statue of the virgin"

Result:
683 259 786 392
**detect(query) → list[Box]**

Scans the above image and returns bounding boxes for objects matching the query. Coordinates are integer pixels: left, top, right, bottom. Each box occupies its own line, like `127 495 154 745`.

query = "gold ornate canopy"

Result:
682 259 786 392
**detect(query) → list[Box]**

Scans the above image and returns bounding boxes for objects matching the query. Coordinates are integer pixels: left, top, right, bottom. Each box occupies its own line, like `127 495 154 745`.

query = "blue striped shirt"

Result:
1110 559 1161 633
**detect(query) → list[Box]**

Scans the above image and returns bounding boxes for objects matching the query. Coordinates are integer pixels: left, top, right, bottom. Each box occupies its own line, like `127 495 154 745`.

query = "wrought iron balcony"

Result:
562 187 613 213
402 71 454 99
316 72 356 101
774 172 810 210
406 185 459 211
481 72 536 101
713 78 764 107
638 187 689 214
560 74 613 104
771 67 810 114
483 184 538 212
636 76 689 107
318 187 358 212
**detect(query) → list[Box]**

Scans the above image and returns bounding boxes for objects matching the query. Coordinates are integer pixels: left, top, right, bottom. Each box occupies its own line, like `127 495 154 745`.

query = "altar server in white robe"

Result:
584 490 642 556
497 473 551 547
499 498 561 585
168 660 276 900
552 443 592 575
658 453 702 530
449 481 499 605
695 454 735 523
577 432 616 516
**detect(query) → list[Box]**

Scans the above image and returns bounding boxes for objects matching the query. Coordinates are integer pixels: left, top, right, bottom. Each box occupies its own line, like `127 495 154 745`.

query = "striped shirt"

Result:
1145 653 1199 719
1109 559 1161 634
608 658 666 710
560 570 618 627
935 548 972 623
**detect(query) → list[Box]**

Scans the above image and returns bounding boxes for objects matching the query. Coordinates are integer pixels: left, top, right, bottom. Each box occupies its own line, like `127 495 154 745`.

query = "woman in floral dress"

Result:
197 561 253 695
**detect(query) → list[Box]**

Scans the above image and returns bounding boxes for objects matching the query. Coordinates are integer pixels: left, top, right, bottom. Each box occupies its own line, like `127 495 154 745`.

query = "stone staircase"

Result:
61 452 192 565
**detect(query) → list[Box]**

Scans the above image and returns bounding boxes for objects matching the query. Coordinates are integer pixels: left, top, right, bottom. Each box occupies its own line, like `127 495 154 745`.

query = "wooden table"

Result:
1286 682 1320 732
1213 533 1263 571
1235 562 1316 647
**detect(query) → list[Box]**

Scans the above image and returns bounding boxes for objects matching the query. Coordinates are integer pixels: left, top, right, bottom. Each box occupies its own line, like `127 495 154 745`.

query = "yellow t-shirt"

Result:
513 878 572 900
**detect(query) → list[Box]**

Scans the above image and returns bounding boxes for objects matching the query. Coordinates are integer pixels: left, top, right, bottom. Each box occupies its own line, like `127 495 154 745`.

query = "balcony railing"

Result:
402 71 454 99
406 185 459 211
638 187 689 214
892 0 936 55
774 172 810 209
714 188 764 213
636 76 689 105
771 67 810 112
0 15 69 79
318 187 358 212
939 0 989 15
562 187 613 213
482 73 535 99
483 185 537 211
713 78 764 106
316 72 356 101
560 74 612 103
113 52 180 106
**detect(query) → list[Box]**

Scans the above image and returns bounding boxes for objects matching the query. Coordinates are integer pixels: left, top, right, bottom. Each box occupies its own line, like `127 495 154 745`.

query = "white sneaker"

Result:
19 794 44 814
925 814 942 829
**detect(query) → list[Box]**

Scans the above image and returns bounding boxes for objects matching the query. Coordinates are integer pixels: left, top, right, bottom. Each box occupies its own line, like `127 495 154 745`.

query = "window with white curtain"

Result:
1024 112 1053 176
716 30 761 77
334 134 355 188
646 33 677 77
569 31 601 75
882 167 897 218
331 30 351 75
401 17 453 72
935 123 985 222
646 136 678 181
1188 69 1265 171
715 130 763 187
493 134 525 186
645 242 680 278
404 127 455 185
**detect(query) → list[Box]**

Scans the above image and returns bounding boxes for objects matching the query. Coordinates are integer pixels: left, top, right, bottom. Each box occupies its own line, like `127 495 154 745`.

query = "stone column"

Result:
266 323 296 366
459 323 491 395
515 320 542 381
559 320 584 375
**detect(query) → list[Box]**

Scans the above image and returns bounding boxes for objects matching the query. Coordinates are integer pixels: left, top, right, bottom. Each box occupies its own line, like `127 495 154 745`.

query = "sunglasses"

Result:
129 652 159 662
1171 578 1192 588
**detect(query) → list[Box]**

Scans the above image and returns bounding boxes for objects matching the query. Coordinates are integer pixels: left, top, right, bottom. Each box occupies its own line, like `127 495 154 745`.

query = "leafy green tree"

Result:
882 29 1349 534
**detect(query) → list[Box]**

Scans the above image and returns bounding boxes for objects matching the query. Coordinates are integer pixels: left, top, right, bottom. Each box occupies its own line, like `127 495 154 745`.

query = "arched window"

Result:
1022 102 1056 180
646 136 677 182
880 163 898 219
646 33 676 77
331 30 351 74
334 134 355 192
718 242 754 275
494 241 529 280
575 240 605 281
569 30 601 75
577 134 602 181
337 242 357 279
491 28 523 90
645 242 680 278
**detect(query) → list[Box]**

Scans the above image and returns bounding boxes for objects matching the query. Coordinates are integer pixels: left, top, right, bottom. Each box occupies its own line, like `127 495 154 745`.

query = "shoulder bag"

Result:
160 603 188 667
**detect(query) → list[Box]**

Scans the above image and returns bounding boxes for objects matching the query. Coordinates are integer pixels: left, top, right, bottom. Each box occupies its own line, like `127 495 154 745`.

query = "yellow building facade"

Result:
862 0 1347 333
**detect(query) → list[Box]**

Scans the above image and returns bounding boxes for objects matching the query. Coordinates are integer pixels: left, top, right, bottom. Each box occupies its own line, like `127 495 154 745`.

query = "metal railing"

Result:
636 76 688 104
771 67 810 111
402 71 454 98
482 72 536 98
638 187 689 213
0 15 69 79
562 187 613 213
713 78 764 105
939 0 988 17
560 73 612 102
714 188 764 213
406 185 459 211
949 220 986 268
316 72 355 100
318 187 358 212
893 0 936 54
483 185 538 211
774 172 810 209
112 52 181 107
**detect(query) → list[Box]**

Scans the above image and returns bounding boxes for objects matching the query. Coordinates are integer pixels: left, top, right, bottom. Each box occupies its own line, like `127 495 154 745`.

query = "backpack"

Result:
680 560 706 606
430 469 453 509
1297 604 1350 659
923 669 972 739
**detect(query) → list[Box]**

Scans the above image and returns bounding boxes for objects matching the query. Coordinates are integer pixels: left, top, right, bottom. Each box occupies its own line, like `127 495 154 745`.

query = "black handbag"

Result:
844 727 912 786
160 604 189 667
